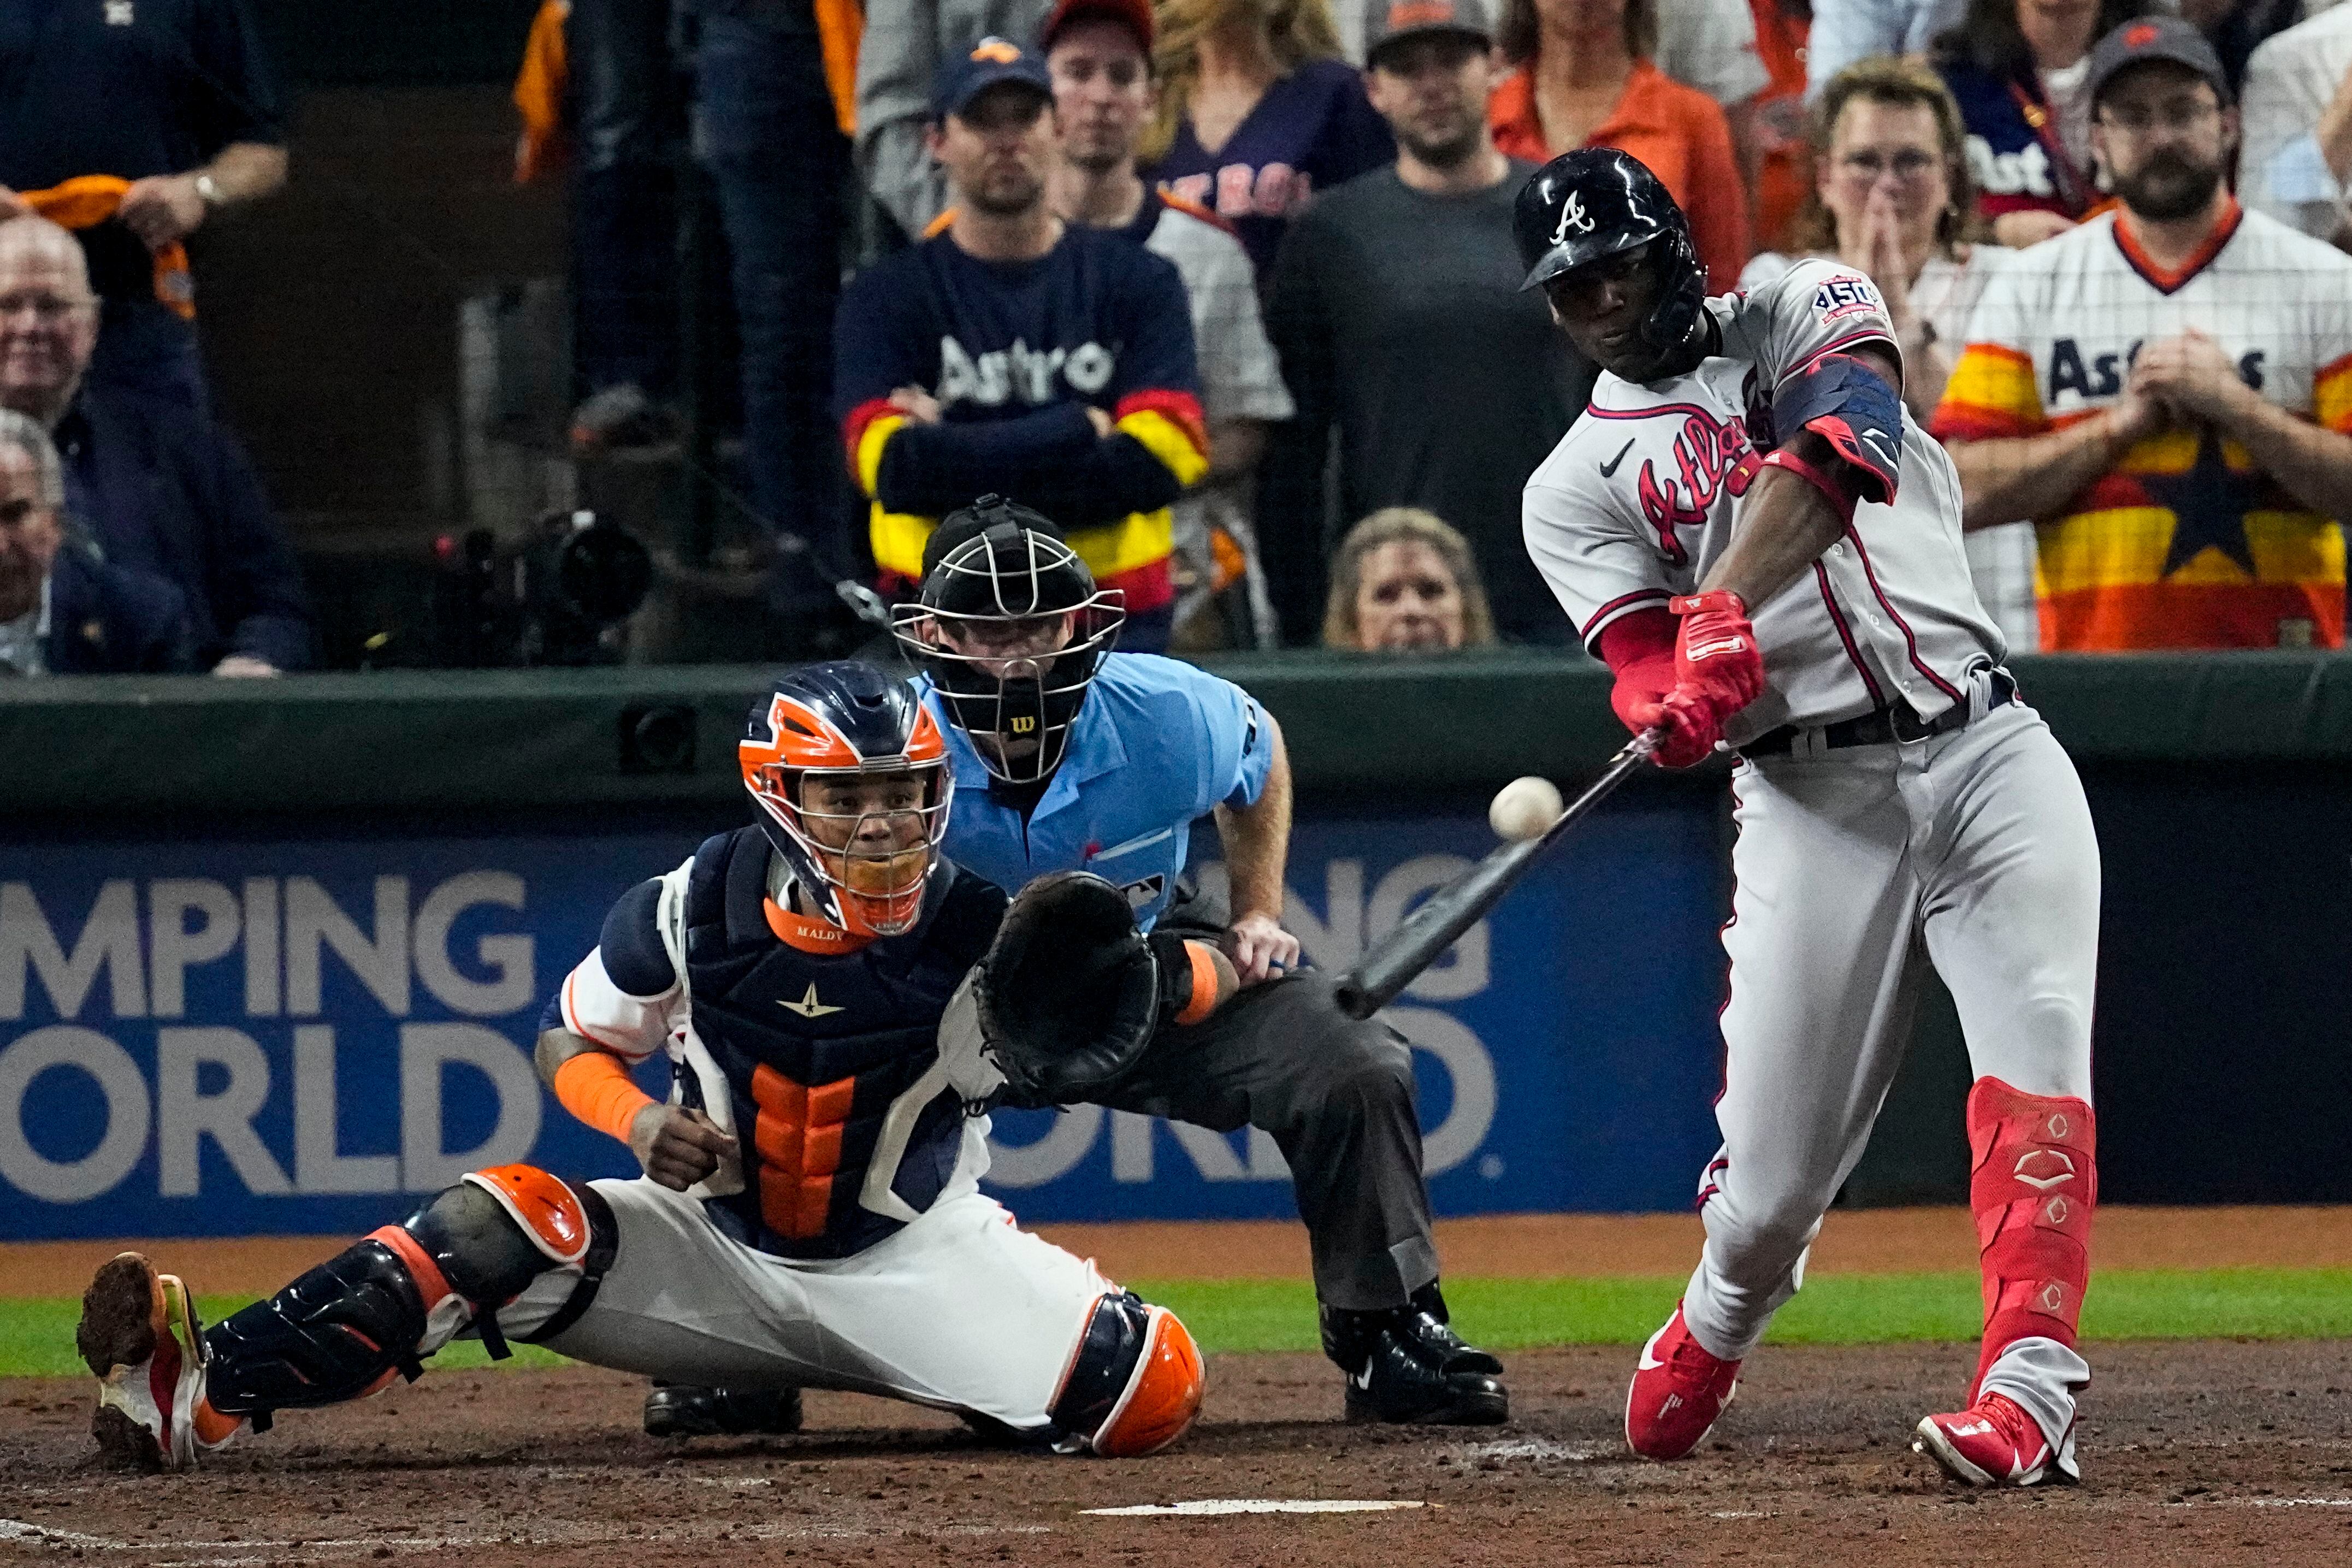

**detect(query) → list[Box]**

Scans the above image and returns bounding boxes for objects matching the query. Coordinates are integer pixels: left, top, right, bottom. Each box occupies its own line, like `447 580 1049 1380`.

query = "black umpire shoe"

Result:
1322 1287 1509 1426
643 1382 805 1437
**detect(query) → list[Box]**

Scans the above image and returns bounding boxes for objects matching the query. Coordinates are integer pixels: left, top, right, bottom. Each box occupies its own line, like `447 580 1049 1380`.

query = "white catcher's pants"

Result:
482 1178 1114 1429
1681 689 2101 1442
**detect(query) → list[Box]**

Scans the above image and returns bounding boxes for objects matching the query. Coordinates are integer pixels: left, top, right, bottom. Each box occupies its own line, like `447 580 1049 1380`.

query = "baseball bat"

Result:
1332 729 1662 1020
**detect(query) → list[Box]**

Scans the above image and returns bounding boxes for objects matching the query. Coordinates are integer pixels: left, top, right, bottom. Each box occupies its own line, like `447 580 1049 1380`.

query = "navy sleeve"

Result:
831 256 937 428
874 404 1102 514
129 569 197 673
598 878 676 996
189 0 286 152
1108 245 1203 404
186 416 314 668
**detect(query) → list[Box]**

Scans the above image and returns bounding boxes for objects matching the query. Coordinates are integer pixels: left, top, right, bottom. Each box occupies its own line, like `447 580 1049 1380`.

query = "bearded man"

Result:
1934 16 2352 650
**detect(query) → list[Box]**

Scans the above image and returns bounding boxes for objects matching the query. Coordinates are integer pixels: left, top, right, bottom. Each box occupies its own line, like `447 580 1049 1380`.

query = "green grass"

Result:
6 1269 2349 1379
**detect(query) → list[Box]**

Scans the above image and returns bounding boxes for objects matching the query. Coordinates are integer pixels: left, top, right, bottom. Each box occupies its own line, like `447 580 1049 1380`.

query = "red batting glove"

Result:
1623 689 1724 768
1618 591 1765 769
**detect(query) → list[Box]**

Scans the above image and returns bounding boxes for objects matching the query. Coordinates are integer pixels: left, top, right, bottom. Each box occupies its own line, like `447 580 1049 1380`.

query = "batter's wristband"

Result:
1759 447 1857 527
1667 589 1747 619
553 1050 657 1144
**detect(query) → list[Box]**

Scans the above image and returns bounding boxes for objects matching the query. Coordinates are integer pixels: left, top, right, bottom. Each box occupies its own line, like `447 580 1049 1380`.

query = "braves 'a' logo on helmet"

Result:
1551 192 1595 245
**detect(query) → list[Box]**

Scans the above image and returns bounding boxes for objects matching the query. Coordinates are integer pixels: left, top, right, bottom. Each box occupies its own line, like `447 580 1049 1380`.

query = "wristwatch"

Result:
194 173 224 209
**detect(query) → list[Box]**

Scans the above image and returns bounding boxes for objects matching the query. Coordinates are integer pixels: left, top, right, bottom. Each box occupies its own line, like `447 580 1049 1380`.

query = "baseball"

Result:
1489 776 1564 841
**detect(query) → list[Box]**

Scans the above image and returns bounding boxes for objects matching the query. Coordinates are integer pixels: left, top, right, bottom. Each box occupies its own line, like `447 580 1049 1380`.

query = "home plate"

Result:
1083 1500 1427 1517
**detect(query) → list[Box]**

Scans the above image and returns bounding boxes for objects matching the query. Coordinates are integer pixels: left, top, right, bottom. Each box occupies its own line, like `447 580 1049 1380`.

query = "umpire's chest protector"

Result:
681 826 1001 1259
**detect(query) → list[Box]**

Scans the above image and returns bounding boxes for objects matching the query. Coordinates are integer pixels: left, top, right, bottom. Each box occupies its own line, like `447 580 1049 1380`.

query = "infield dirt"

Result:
8 1339 2352 1568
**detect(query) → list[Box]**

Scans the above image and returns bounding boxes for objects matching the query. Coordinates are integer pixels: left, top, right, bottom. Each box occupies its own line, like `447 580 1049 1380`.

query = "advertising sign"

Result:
1 803 1727 1240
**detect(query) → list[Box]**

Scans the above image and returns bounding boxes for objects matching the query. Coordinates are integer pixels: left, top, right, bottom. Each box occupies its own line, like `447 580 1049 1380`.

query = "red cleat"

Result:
1624 1301 1741 1460
1913 1393 2066 1487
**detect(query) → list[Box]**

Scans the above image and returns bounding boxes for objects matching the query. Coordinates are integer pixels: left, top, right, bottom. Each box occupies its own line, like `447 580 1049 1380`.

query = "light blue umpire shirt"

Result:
916 653 1275 931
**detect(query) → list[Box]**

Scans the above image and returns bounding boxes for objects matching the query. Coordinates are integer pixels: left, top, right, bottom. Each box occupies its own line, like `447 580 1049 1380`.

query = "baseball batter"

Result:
1516 150 2103 1487
73 661 1204 1471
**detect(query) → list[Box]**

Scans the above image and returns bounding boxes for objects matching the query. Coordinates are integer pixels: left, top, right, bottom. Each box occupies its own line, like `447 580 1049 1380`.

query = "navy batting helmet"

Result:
1515 149 1707 363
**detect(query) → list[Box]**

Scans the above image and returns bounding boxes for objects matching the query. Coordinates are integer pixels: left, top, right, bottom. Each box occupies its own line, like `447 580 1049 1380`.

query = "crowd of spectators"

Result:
7 0 2352 678
0 0 314 676
529 0 2352 660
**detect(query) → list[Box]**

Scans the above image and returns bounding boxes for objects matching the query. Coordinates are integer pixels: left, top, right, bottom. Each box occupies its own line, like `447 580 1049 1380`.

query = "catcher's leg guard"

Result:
203 1166 613 1423
1050 1291 1203 1457
1966 1078 2095 1398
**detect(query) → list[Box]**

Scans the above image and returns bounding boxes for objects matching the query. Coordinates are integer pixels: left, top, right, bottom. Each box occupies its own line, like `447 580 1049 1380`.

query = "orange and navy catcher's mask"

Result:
739 661 953 939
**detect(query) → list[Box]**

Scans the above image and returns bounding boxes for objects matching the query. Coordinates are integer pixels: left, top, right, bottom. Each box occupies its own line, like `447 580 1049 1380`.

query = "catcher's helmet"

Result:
891 495 1125 785
1514 149 1707 365
738 660 953 938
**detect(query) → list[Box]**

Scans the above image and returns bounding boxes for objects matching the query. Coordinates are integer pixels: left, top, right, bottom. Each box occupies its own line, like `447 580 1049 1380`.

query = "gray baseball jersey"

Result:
1522 258 2006 747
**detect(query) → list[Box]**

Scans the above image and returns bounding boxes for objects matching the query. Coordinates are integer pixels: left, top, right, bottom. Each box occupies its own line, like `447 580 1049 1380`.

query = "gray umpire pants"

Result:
1090 887 1440 1313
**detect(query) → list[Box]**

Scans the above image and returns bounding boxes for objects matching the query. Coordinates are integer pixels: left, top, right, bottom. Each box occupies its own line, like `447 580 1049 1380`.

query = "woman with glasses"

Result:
1931 0 2156 247
1739 57 2037 647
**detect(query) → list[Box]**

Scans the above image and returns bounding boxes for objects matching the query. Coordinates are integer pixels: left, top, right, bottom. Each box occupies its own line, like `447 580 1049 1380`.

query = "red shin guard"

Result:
1966 1078 2095 1399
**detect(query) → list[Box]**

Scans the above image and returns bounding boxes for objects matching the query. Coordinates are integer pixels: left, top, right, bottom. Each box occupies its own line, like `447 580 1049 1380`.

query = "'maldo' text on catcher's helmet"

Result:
739 660 953 938
891 495 1125 785
1514 148 1707 366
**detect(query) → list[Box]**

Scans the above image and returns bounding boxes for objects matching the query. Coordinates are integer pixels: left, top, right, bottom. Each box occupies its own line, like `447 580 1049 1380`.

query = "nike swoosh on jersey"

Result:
778 984 844 1019
1599 438 1636 478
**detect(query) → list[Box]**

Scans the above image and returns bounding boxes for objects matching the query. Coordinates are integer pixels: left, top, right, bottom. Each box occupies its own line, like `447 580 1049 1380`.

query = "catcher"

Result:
663 498 1509 1433
75 661 1207 1470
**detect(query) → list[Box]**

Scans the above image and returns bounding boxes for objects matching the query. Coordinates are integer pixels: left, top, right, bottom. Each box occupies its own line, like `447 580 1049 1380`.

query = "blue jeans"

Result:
693 14 853 612
570 0 685 397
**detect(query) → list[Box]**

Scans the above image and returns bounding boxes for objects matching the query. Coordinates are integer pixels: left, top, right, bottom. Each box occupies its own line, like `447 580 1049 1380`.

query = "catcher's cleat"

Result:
78 1253 241 1471
1327 1305 1510 1426
1624 1301 1740 1460
1913 1393 2072 1487
643 1382 805 1438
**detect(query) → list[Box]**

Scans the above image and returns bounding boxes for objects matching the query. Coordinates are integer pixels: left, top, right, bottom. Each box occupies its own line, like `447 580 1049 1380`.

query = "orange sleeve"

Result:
553 1050 657 1145
814 0 862 138
512 0 574 185
1681 96 1752 294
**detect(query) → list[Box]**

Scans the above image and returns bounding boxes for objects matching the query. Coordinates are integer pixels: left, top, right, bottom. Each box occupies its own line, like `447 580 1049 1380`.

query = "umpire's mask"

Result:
892 496 1125 785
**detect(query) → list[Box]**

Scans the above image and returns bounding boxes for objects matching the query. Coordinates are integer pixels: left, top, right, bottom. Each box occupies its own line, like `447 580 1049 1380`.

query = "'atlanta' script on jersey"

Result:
1634 406 1762 564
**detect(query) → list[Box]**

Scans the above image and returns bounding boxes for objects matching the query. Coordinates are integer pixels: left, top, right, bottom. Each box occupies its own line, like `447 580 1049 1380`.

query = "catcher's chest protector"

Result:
682 826 1001 1259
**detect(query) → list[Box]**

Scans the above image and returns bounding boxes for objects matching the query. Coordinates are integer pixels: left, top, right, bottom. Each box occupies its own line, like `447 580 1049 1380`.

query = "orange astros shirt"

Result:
1933 200 2352 650
1489 61 1753 293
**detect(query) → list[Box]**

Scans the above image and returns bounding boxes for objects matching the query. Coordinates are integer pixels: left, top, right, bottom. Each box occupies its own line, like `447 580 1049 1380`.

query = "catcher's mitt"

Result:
976 872 1226 1107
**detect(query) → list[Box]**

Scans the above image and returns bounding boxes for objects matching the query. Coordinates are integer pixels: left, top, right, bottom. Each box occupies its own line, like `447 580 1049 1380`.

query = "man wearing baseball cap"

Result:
1039 0 1295 647
1257 0 1594 644
1935 14 2352 650
830 35 1208 649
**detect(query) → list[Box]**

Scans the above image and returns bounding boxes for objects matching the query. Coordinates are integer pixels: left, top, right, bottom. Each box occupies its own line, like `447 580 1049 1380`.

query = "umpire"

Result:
925 496 1508 1424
